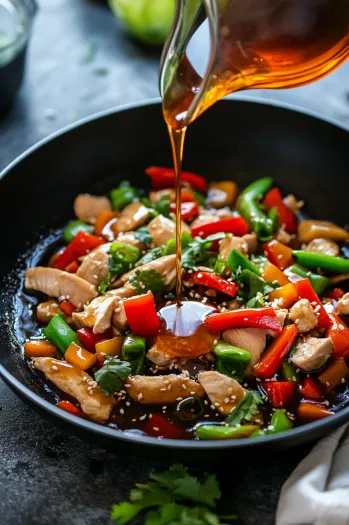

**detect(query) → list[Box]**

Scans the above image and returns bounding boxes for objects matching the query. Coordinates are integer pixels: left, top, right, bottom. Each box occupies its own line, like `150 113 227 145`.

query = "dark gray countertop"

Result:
1 1 349 524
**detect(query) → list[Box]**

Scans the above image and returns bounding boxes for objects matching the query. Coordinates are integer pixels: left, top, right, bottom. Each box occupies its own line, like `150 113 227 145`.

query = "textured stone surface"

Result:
0 1 349 524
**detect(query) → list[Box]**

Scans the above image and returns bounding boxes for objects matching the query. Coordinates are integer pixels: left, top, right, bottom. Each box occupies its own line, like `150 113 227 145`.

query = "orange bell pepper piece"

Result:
326 313 349 360
263 261 290 286
65 260 79 273
65 342 97 370
297 402 334 422
264 240 294 270
59 300 76 316
95 210 117 236
318 358 349 390
56 400 84 418
24 340 57 358
269 283 299 308
95 336 124 361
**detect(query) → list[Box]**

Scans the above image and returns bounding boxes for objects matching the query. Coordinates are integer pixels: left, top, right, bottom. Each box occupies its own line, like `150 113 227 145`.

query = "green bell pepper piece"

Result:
43 314 79 355
237 177 274 241
281 359 301 383
293 251 349 274
288 263 332 295
177 397 204 421
110 181 140 210
122 334 146 375
196 424 259 440
270 409 293 432
213 341 251 383
63 220 94 243
228 249 261 276
110 242 140 264
213 259 230 276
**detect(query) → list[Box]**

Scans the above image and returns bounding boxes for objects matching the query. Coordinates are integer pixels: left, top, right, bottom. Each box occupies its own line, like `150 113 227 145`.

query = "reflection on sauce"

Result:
156 301 219 358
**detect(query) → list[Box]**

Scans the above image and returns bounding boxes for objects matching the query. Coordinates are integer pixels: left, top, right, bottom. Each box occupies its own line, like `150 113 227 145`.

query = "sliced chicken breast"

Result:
74 194 111 224
289 299 318 333
125 374 204 404
291 337 333 372
115 202 150 233
222 327 266 375
72 294 121 334
306 238 339 257
219 235 248 260
76 243 111 286
116 232 145 250
336 292 349 317
25 267 98 309
33 357 115 423
148 215 190 247
198 371 246 416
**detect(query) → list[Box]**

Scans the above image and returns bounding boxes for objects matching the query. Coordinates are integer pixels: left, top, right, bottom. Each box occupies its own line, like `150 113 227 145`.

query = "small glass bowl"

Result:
0 0 37 115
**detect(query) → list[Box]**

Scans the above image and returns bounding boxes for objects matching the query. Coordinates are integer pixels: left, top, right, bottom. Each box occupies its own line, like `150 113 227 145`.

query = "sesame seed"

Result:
139 414 147 421
51 365 58 371
176 397 183 401
138 393 143 401
119 408 125 415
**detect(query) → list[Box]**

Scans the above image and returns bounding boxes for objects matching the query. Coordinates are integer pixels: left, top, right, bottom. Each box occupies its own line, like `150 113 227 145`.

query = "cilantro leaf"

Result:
154 195 171 218
136 247 164 266
225 391 264 427
174 474 221 507
94 357 132 396
236 269 278 304
150 464 188 490
129 269 165 295
134 226 152 246
181 233 226 270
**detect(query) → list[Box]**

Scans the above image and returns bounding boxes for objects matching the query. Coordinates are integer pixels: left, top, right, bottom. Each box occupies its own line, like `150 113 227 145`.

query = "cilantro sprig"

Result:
94 356 132 396
129 268 166 295
225 391 263 427
111 464 236 525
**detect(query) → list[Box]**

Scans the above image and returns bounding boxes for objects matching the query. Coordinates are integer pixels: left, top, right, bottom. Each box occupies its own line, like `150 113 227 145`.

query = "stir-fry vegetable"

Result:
228 249 260 275
177 398 204 421
146 166 208 192
300 378 324 401
264 240 294 270
254 325 298 379
122 334 146 374
77 327 113 352
63 220 94 243
237 177 274 241
287 264 332 295
326 313 349 359
298 220 349 243
65 341 97 370
195 424 259 440
318 358 349 390
24 339 57 358
297 402 334 422
293 250 349 274
191 217 249 239
53 231 104 271
205 308 282 333
123 292 161 337
190 271 239 298
213 341 251 382
110 181 140 210
43 314 80 355
262 381 297 408
262 187 297 232
294 278 331 329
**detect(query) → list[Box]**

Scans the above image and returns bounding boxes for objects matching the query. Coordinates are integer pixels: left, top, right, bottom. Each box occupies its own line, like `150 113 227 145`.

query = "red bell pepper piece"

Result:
123 292 161 338
328 288 345 301
191 272 239 298
65 260 79 273
77 327 113 352
300 378 324 402
191 217 249 239
263 239 294 270
262 381 297 408
56 400 84 418
53 231 104 271
294 278 331 329
326 312 349 359
145 166 208 193
144 414 185 439
262 187 297 232
205 307 282 333
254 324 299 379
60 300 76 316
170 201 199 222
180 190 197 202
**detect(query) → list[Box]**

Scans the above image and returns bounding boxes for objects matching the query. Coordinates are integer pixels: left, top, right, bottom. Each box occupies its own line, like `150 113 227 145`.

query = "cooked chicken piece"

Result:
148 215 190 247
116 232 145 250
215 208 234 219
219 235 248 260
283 194 304 215
336 292 349 317
33 358 115 423
222 327 266 376
332 273 349 285
289 299 318 333
147 345 173 367
76 243 111 286
112 255 176 291
242 232 257 254
291 337 333 372
126 374 204 404
198 371 246 416
276 228 293 245
25 267 97 309
36 300 61 323
72 294 122 334
74 193 111 224
267 309 288 337
149 189 175 203
109 286 136 331
306 238 339 257
115 202 149 234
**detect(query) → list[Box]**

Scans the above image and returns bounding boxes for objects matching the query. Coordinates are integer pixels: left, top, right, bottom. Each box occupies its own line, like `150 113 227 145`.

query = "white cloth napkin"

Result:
276 424 349 525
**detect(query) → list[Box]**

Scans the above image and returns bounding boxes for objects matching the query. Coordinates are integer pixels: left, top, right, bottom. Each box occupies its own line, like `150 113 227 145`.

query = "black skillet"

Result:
1 96 349 458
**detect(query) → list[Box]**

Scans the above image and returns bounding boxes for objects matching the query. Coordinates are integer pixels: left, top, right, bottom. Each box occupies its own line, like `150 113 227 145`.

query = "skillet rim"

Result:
1 95 349 450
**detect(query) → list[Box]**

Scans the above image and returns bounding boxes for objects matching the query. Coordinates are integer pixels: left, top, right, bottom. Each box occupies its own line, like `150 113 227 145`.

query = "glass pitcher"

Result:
0 0 38 115
160 0 349 130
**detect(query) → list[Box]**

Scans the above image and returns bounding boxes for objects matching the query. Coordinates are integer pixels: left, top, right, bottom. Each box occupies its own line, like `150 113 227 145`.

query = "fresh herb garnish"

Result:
129 269 166 295
136 247 164 266
225 391 264 427
94 356 132 396
177 232 226 270
98 242 140 293
111 464 236 525
236 269 278 305
134 226 152 246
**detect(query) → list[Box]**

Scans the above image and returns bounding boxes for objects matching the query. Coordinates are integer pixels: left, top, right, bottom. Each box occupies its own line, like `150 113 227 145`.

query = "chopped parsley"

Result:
129 269 166 295
111 464 236 525
94 357 132 396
